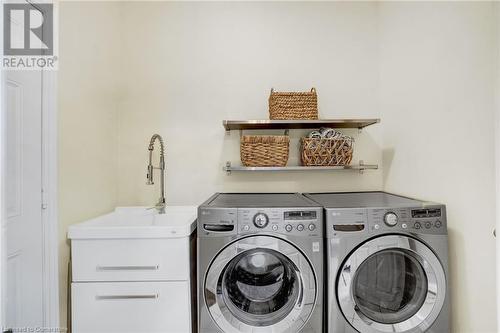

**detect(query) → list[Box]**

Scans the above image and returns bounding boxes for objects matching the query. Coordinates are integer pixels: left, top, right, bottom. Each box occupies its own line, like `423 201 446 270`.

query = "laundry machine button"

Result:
435 220 442 228
308 224 316 231
425 222 432 229
374 224 380 230
243 225 250 231
272 224 279 231
297 224 304 231
402 223 408 229
414 222 422 229
285 224 293 232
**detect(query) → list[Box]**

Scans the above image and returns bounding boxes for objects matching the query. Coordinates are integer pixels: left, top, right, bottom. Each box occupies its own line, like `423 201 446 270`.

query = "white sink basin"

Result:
67 206 197 239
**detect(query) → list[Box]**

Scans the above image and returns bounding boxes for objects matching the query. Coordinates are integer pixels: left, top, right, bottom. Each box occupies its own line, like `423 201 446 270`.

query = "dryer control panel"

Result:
326 205 447 238
367 205 447 235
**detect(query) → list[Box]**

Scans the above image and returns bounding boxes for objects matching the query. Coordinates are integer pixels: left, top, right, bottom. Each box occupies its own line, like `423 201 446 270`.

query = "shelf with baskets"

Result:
223 118 380 175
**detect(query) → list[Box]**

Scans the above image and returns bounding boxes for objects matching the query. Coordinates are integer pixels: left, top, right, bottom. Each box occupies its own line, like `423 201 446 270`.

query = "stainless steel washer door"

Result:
205 235 317 333
338 235 446 333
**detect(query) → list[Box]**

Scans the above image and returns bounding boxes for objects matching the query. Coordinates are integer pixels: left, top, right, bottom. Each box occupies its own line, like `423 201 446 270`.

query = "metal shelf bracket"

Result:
359 160 365 174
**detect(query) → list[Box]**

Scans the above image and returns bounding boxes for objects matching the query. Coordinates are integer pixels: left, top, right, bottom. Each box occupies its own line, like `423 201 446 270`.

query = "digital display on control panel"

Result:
411 208 441 218
284 211 317 220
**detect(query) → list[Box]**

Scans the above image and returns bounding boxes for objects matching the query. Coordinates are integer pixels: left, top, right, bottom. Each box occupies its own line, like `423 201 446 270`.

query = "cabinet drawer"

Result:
71 281 192 333
71 238 190 282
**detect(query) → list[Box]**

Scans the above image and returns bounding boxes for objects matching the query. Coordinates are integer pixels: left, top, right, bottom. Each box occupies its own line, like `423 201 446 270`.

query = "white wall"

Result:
58 2 122 330
58 2 498 332
117 2 383 208
379 2 497 332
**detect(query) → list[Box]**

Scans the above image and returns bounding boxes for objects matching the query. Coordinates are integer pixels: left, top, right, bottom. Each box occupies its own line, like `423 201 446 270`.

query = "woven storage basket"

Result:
241 135 289 167
269 88 318 120
301 137 353 166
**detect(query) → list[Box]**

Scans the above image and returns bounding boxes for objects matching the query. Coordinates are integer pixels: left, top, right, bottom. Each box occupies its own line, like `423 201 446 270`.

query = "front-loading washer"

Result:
305 191 450 333
197 193 324 333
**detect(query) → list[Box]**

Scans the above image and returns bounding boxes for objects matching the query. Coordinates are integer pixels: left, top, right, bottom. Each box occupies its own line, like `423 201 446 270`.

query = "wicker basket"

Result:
301 137 353 166
269 88 318 120
241 135 289 167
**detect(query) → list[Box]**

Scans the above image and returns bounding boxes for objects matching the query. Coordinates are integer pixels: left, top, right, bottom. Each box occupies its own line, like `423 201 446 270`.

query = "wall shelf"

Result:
223 119 380 131
222 118 380 175
224 161 378 175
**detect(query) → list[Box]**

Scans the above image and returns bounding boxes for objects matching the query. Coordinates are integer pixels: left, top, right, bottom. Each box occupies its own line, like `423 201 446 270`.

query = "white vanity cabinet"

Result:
68 207 197 333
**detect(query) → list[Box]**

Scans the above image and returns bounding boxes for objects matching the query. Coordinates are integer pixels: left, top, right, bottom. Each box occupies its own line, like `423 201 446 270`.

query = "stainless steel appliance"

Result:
305 191 450 333
197 193 324 333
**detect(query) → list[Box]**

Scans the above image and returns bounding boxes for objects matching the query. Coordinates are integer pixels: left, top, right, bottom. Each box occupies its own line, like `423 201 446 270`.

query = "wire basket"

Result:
301 137 353 166
269 88 318 120
241 135 290 167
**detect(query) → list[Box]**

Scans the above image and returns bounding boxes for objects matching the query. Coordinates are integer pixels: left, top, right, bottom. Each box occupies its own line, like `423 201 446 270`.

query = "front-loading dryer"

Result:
305 191 450 333
197 193 324 333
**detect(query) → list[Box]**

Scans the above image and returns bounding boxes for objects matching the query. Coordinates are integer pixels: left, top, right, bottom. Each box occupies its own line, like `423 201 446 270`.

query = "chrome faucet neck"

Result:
148 134 165 155
146 134 166 213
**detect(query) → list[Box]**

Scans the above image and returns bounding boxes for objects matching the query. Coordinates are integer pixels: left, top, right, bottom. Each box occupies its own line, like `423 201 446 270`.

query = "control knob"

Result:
253 213 269 228
384 212 398 227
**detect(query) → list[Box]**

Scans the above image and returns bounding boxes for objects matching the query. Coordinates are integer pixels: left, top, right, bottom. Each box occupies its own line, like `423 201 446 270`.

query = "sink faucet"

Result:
146 134 166 213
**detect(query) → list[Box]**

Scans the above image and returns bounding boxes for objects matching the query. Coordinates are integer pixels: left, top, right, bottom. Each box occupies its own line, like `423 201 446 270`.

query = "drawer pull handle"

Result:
96 294 159 300
96 265 159 271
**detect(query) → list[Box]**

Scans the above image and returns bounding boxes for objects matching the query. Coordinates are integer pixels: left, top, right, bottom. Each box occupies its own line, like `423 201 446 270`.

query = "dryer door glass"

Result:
352 249 428 324
219 248 300 326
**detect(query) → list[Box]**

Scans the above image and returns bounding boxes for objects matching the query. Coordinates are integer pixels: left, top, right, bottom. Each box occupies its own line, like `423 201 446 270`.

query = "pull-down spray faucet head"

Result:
146 147 155 185
146 164 154 185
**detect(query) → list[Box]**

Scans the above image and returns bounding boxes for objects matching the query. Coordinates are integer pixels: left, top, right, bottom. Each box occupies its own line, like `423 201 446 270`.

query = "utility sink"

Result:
67 206 198 239
68 205 198 332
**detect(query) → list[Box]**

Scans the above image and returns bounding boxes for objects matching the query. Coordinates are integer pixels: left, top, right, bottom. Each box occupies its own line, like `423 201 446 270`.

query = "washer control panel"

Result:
238 208 322 237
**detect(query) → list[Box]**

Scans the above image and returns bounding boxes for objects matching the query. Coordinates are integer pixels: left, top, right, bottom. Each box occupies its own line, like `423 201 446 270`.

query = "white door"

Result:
2 61 44 330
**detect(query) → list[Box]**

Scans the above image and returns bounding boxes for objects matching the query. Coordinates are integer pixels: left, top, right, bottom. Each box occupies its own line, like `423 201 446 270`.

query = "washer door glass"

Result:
204 235 317 333
352 249 428 324
220 248 300 326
